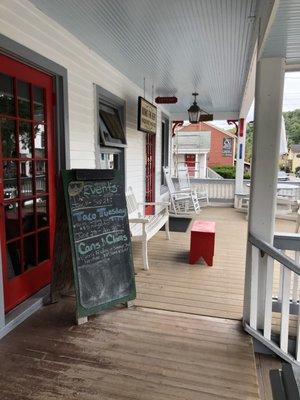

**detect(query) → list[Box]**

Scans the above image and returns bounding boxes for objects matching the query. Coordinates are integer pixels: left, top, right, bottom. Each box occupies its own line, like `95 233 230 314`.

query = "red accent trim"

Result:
238 118 245 137
145 133 155 215
172 121 183 136
0 53 56 312
227 119 239 136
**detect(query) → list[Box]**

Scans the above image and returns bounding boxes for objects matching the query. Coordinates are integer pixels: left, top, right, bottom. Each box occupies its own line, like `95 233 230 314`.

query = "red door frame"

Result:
145 133 155 215
0 54 56 312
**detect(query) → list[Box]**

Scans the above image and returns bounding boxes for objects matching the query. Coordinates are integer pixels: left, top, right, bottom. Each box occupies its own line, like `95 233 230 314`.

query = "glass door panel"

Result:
0 54 56 312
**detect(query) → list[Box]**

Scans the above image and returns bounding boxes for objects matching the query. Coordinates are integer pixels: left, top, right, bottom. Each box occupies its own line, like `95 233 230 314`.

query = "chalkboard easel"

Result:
62 169 136 323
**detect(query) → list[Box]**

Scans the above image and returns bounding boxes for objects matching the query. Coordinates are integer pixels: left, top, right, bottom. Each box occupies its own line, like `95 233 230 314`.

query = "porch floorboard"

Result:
0 298 260 400
134 207 295 321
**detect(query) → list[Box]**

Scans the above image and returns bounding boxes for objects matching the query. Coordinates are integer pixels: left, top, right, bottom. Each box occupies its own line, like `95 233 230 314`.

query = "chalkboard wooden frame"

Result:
62 169 136 319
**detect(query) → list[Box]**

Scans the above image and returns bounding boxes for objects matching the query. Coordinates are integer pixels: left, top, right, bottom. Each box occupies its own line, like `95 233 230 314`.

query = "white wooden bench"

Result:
126 187 170 270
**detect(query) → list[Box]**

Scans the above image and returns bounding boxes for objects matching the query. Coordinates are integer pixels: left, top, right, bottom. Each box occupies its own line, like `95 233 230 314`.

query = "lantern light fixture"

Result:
187 92 213 123
188 92 201 124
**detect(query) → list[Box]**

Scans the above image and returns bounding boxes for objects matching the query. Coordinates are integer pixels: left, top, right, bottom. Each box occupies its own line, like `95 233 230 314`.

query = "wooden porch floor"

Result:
0 207 294 399
0 299 260 400
134 207 295 320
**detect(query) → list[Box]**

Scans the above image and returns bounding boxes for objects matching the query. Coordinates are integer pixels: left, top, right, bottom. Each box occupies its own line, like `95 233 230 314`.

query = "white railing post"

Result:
250 245 259 330
280 268 291 353
263 255 274 340
244 58 285 326
293 251 300 303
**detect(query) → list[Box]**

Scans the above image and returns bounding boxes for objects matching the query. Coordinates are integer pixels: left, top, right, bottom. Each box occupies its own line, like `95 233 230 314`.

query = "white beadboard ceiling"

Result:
262 0 300 67
29 0 257 116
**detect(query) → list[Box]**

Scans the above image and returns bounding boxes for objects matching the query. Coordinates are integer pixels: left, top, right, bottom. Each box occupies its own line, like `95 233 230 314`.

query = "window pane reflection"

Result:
17 80 30 119
36 161 47 193
38 229 49 263
20 160 33 196
19 122 32 158
22 199 35 234
37 196 48 228
24 234 36 269
1 119 16 158
7 240 22 278
4 202 19 241
33 86 44 122
100 153 119 169
0 74 14 116
3 161 18 198
34 124 45 158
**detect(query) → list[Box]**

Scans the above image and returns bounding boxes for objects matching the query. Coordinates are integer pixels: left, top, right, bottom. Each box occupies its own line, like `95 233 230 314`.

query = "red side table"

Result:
189 220 216 266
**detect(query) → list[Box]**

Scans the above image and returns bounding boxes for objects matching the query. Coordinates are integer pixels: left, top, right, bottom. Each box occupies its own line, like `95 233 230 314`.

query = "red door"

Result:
185 154 196 177
0 54 56 312
145 133 155 215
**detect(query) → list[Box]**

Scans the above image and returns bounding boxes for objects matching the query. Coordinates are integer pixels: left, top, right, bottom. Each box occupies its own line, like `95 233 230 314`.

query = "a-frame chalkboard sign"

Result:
62 169 136 322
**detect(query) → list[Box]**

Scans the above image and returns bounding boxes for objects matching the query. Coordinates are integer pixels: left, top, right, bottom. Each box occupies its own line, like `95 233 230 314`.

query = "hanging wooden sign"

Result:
155 96 178 104
137 96 157 134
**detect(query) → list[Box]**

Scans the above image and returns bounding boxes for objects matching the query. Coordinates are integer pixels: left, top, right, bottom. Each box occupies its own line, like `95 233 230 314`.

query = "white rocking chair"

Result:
177 165 209 206
163 167 200 215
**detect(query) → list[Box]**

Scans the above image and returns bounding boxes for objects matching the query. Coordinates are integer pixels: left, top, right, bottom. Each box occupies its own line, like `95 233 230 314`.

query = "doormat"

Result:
161 217 192 233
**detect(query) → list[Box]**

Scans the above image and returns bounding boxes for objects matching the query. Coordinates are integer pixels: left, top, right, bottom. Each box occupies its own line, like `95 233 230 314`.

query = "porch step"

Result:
269 363 300 399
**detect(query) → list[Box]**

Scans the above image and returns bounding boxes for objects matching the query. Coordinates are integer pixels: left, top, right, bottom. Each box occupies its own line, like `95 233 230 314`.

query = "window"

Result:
99 102 126 147
161 114 169 186
96 85 126 175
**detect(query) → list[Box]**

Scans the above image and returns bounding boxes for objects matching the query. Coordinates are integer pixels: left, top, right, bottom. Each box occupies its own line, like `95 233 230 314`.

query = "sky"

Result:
213 71 300 130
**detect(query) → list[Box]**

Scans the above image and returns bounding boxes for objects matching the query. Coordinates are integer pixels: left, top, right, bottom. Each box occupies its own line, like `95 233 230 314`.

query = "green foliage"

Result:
296 166 300 174
245 123 254 163
212 166 251 179
284 109 300 146
225 110 300 163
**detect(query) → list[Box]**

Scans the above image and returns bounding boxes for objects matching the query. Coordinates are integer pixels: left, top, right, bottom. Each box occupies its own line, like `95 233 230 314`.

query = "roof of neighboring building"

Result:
178 122 236 139
291 144 300 154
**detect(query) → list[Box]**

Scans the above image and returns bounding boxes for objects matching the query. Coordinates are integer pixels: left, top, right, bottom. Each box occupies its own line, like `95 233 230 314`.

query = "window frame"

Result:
94 85 126 175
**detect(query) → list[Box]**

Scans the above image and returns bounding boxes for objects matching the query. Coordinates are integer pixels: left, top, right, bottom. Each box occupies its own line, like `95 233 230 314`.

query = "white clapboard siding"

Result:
0 0 171 203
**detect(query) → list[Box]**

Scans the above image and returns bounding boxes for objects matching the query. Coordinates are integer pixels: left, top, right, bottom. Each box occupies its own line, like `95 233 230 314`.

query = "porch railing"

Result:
244 233 300 365
173 177 300 205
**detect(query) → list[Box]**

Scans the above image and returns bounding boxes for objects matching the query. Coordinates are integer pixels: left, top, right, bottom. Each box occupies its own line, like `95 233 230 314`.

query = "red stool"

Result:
189 220 216 266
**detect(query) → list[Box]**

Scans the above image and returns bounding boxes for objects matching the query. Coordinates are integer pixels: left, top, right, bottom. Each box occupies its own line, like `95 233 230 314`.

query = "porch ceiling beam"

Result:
285 63 300 72
170 111 239 122
257 0 280 60
239 42 257 119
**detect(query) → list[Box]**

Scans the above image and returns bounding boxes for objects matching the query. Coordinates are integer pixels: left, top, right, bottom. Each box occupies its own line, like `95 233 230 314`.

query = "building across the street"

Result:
285 144 300 172
173 122 236 178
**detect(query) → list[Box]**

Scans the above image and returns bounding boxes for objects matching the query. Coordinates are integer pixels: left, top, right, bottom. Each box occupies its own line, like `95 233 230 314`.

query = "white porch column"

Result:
234 118 246 207
243 58 285 326
199 153 207 179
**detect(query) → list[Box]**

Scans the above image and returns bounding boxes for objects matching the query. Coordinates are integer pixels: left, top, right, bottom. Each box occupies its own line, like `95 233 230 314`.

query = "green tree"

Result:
283 109 300 146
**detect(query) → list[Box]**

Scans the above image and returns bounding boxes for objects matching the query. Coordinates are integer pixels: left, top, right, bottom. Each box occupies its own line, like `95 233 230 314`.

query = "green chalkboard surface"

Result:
62 169 136 319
